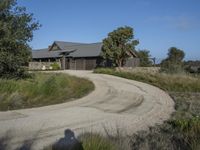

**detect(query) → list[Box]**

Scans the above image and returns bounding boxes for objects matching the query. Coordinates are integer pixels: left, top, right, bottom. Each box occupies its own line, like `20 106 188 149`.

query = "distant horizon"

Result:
18 0 200 61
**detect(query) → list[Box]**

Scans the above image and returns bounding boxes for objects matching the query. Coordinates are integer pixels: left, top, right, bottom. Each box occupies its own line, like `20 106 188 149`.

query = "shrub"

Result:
168 117 200 150
50 63 61 70
94 68 115 74
161 60 185 74
160 47 185 74
137 50 152 67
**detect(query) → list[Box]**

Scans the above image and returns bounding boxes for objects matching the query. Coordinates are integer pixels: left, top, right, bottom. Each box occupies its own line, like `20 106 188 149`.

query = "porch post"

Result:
62 55 66 70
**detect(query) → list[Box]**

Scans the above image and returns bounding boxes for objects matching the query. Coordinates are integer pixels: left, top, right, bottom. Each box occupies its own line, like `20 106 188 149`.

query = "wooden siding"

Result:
85 58 97 70
69 58 76 70
75 58 85 70
67 57 97 70
124 58 140 67
61 57 139 70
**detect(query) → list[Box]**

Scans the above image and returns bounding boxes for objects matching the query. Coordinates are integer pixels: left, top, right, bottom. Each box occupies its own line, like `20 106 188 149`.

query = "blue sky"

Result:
18 0 200 60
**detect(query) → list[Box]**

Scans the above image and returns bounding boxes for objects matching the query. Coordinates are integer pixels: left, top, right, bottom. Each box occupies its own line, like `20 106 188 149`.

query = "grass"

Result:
78 133 117 150
94 68 200 92
0 73 94 111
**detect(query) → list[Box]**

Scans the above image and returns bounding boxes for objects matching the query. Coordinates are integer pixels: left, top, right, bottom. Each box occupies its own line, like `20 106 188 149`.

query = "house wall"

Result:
69 58 76 70
67 57 98 70
30 57 139 70
65 57 139 70
124 58 140 68
75 58 85 70
85 58 97 70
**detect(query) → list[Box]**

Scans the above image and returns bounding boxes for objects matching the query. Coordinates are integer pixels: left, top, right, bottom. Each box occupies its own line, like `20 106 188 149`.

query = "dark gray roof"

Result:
54 41 87 50
32 49 59 59
68 43 103 57
32 42 103 59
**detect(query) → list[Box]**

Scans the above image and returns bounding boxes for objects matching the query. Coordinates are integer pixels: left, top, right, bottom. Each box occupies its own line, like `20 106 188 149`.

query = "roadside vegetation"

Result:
78 133 117 150
94 68 200 92
0 73 94 111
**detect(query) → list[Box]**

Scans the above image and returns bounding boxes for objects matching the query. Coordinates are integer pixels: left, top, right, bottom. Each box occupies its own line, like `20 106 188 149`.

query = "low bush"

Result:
50 63 61 70
171 117 200 146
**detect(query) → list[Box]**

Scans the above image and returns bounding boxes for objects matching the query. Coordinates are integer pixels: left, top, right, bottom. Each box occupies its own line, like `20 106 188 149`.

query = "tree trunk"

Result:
116 59 123 71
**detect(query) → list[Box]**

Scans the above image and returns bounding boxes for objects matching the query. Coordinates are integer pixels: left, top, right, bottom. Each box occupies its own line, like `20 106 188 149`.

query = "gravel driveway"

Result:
0 70 174 149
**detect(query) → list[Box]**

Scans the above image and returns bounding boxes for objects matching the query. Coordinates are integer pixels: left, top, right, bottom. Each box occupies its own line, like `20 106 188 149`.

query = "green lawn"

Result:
0 73 94 111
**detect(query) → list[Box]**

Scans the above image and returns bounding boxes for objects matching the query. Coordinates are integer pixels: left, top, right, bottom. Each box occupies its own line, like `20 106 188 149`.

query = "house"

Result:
30 41 140 70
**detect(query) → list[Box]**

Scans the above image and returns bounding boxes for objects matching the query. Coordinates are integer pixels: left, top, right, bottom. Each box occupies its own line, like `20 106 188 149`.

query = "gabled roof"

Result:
32 42 103 59
127 50 137 58
68 43 103 57
31 41 137 59
54 41 87 50
32 48 60 59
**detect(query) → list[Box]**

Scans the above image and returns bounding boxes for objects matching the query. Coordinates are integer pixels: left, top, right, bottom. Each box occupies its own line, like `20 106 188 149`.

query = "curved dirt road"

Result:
0 71 174 149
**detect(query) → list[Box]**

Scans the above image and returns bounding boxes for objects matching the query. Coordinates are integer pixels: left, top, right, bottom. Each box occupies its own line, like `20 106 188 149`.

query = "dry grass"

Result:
94 68 200 92
78 133 116 150
0 73 94 111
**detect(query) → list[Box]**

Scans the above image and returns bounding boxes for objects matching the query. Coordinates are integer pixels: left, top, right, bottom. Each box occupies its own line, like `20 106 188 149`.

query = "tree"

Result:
101 26 139 67
161 47 185 73
137 50 152 67
0 0 40 78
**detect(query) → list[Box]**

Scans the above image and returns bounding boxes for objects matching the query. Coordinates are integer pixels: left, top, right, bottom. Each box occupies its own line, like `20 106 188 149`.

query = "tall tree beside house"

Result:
137 50 152 67
101 26 139 67
0 0 40 78
161 47 185 73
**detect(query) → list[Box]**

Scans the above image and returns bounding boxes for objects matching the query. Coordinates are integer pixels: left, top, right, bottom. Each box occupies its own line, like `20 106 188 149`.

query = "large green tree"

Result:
0 0 40 78
101 26 139 67
137 50 152 67
161 47 185 73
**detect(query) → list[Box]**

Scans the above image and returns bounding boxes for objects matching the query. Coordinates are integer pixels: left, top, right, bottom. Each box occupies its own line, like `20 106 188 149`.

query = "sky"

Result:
17 0 200 61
